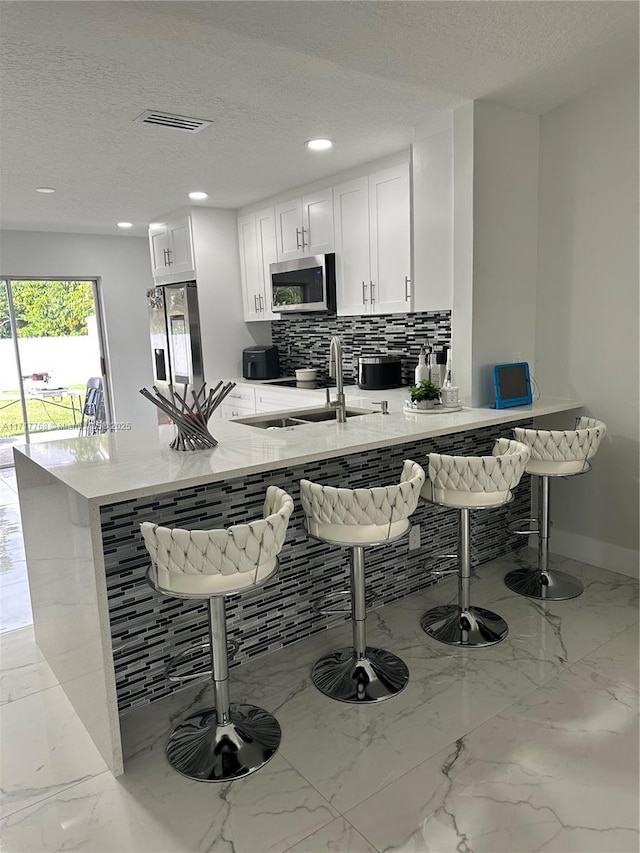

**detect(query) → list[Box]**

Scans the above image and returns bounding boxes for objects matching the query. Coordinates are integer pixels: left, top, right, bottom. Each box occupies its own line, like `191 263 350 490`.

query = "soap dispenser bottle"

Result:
414 346 429 384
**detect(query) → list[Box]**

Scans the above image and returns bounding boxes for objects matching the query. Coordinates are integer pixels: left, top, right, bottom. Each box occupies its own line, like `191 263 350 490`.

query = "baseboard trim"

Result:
544 529 639 580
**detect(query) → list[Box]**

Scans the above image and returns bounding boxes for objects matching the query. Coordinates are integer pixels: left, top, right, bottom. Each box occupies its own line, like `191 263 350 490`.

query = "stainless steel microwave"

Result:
270 254 336 313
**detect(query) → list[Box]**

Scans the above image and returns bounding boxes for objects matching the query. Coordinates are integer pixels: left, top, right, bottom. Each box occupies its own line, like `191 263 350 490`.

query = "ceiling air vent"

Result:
134 110 213 133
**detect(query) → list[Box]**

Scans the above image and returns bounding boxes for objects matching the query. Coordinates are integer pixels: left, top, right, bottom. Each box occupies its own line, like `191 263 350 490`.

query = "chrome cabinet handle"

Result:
258 294 264 311
362 281 368 304
295 228 302 250
254 294 259 312
162 248 169 266
301 227 307 249
370 281 375 303
165 248 172 266
404 276 411 300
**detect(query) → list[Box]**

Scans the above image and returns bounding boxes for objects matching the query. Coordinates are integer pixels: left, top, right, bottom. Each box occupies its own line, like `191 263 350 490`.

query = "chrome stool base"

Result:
312 646 409 704
420 604 509 648
504 567 583 601
166 703 281 783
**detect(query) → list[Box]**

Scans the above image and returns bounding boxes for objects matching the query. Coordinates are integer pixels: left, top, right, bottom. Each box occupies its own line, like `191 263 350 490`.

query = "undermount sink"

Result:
234 406 375 430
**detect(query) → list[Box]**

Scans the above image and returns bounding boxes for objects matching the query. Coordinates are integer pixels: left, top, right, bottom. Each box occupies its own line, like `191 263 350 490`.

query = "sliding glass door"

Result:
0 279 109 468
0 281 29 467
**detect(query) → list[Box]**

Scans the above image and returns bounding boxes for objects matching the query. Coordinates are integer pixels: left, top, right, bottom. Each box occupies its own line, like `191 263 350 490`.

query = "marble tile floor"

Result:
0 468 32 634
0 478 638 852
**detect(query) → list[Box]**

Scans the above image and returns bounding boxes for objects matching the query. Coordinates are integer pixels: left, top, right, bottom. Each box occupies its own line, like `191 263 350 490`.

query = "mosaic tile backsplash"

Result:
101 418 531 715
271 310 451 385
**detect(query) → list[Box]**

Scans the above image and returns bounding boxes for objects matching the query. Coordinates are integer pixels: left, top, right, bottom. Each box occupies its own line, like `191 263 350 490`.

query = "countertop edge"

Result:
13 398 582 507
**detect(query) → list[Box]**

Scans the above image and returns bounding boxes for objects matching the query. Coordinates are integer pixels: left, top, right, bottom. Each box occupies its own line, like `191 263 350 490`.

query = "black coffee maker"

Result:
242 345 280 380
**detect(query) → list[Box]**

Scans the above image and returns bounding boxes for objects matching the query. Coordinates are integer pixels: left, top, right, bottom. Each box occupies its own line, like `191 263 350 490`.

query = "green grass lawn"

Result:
0 389 84 437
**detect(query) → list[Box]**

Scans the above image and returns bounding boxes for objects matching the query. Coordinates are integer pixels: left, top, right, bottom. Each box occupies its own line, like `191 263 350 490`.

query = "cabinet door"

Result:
255 207 278 320
237 214 262 321
275 198 304 261
302 188 334 255
219 402 254 421
226 385 256 410
333 177 371 316
148 224 171 279
166 215 196 280
254 389 318 413
368 164 411 314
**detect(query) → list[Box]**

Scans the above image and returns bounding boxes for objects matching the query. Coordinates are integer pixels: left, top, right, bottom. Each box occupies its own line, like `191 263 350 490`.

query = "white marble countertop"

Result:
14 387 581 505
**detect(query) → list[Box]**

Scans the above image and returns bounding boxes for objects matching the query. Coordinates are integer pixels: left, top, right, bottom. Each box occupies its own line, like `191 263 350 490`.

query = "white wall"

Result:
0 231 157 430
451 102 475 404
452 101 539 406
190 207 270 380
412 127 453 313
536 68 639 577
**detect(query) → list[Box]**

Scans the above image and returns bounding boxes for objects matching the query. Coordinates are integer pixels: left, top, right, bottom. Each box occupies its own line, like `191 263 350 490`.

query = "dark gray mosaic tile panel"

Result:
102 419 531 714
271 311 451 385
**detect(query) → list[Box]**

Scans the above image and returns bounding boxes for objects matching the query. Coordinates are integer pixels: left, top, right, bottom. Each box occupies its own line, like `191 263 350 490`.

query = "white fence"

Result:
0 331 101 392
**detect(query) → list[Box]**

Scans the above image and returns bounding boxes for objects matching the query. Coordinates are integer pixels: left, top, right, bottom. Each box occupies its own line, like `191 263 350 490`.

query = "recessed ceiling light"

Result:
188 191 208 200
36 187 56 193
117 222 133 229
306 139 334 151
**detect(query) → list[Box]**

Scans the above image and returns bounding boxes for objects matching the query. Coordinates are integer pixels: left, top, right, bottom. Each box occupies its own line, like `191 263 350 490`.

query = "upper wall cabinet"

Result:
149 214 196 285
274 188 334 261
237 208 278 322
334 163 411 316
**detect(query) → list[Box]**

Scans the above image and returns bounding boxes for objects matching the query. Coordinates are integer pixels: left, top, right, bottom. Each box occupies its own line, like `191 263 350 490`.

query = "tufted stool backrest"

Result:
300 459 425 546
423 438 531 508
140 485 294 596
514 416 607 476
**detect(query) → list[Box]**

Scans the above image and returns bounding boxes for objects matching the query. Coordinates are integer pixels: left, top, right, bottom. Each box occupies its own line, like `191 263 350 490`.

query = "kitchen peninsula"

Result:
14 392 580 775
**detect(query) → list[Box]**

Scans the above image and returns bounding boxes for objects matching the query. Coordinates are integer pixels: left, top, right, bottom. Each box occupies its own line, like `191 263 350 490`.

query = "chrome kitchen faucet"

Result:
326 336 346 423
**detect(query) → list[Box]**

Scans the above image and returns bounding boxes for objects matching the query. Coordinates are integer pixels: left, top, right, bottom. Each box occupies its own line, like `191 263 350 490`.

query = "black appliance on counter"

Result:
358 355 403 390
242 345 280 380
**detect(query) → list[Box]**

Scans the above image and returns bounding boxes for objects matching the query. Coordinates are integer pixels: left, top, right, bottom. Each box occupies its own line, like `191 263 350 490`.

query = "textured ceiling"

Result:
0 1 637 236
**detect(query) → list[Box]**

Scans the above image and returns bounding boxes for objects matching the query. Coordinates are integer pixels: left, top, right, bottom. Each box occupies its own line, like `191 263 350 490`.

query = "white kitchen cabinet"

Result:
220 401 254 420
254 387 319 413
237 209 278 321
333 176 371 316
333 163 411 316
218 385 257 420
148 214 196 285
275 187 334 261
368 164 411 314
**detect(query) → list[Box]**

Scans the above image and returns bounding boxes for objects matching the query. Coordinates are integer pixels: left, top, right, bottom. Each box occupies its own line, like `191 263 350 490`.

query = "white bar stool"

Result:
140 485 294 783
300 459 425 704
420 439 531 647
504 416 607 600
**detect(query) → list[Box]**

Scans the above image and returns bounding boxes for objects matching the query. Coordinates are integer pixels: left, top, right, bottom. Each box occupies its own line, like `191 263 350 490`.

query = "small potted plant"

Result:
408 380 441 410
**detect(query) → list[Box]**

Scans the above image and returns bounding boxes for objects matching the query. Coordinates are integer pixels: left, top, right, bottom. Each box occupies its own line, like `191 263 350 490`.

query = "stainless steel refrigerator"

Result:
147 282 205 410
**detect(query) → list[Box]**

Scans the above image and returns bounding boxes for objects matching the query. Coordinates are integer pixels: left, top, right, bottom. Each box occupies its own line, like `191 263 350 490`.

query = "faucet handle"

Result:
371 400 389 415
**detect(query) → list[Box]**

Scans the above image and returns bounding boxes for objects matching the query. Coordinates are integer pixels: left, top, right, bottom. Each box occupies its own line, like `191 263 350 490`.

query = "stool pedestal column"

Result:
311 545 410 704
165 597 281 783
421 508 509 648
504 475 584 601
